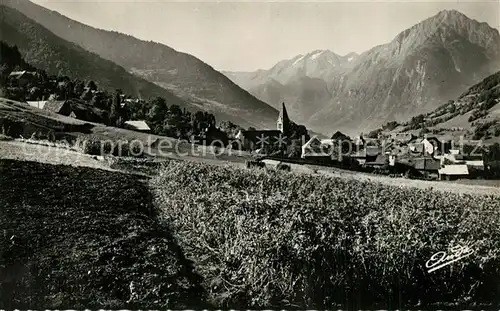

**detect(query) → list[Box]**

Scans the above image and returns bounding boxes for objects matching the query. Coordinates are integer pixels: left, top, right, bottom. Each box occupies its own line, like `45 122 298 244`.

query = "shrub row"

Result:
151 161 500 308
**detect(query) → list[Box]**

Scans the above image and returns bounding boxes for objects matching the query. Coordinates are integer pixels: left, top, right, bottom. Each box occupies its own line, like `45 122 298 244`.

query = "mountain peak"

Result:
436 9 466 17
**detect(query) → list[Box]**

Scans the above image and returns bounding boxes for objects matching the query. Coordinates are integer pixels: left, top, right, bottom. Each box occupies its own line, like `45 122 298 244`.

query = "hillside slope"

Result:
226 10 500 135
0 5 187 109
396 70 500 142
4 0 279 130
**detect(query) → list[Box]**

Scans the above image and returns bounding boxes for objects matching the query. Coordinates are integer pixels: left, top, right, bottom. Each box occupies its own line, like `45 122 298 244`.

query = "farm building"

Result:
414 157 441 178
27 100 72 116
351 146 381 165
364 154 389 168
438 165 469 180
301 136 334 161
330 131 351 142
8 71 37 87
409 136 452 156
124 120 151 133
27 101 47 109
44 100 73 116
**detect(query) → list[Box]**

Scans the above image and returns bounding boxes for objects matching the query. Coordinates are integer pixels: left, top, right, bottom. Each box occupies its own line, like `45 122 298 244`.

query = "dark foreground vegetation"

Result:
152 161 500 308
0 159 207 309
2 157 500 308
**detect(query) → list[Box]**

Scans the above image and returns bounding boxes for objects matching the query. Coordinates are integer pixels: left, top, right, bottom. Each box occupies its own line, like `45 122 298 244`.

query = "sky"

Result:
32 0 500 72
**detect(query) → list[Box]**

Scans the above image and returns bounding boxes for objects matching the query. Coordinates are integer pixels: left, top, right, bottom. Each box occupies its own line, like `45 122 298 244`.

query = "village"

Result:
237 102 499 181
5 69 500 182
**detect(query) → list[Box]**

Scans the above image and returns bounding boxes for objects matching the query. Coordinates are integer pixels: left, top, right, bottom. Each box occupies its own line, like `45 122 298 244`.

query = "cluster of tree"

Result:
1 41 316 153
122 96 225 141
1 41 127 127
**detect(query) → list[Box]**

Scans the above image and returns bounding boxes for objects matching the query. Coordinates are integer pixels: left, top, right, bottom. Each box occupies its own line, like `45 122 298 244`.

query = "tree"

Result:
367 128 382 139
147 97 168 123
219 120 242 138
109 90 122 126
86 80 97 91
91 91 109 110
73 80 85 97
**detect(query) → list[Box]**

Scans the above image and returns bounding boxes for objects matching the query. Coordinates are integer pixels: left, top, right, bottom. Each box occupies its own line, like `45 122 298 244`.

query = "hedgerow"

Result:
152 161 500 308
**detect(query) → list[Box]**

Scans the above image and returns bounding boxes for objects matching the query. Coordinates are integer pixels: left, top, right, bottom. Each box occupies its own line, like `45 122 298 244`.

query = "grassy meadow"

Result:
1 154 500 308
152 161 500 308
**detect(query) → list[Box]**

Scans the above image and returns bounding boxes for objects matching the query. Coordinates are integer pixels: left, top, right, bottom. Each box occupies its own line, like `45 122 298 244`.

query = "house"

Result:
301 136 334 160
124 120 151 133
27 100 72 116
351 146 381 165
408 136 452 156
364 154 389 168
200 125 229 146
43 100 72 116
414 157 441 178
438 164 469 180
27 101 47 109
8 71 37 87
330 131 350 142
424 136 452 155
353 135 365 148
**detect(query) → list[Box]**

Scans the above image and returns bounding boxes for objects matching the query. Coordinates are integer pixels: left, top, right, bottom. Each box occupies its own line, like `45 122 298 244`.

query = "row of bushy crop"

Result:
151 161 500 308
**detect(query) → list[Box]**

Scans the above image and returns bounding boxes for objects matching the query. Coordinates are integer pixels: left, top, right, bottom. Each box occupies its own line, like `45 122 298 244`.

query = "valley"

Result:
1 1 500 309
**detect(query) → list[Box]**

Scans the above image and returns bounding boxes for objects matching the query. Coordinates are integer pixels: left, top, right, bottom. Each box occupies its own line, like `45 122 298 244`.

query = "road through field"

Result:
261 159 500 196
2 139 499 196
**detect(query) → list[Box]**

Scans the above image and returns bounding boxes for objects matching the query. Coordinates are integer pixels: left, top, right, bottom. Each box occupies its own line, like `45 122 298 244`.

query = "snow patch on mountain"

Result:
292 55 306 66
310 50 324 60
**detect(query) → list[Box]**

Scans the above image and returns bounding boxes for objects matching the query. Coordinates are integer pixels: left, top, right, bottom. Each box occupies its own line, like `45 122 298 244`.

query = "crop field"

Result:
152 161 500 308
0 159 207 309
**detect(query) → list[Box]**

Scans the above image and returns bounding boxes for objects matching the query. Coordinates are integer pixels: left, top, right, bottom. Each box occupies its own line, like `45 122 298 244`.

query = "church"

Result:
235 102 291 151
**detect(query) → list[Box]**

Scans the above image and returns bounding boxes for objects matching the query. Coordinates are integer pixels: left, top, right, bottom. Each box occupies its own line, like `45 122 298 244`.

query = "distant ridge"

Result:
4 0 280 130
225 9 500 135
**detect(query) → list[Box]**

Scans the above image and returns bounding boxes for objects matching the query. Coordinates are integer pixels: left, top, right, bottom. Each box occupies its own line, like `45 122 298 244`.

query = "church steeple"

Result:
277 102 290 133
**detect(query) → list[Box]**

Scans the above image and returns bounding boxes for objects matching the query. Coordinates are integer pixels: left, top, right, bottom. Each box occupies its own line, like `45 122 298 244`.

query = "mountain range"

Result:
2 2 500 136
2 0 279 130
225 10 500 136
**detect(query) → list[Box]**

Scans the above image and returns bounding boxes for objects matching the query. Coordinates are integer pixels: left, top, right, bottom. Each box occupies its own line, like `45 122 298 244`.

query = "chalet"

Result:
43 100 72 116
439 164 469 180
124 120 151 133
351 146 381 165
27 100 72 116
301 136 332 160
200 125 229 146
414 157 441 178
27 101 47 109
330 131 350 142
8 71 37 87
353 135 365 148
364 154 389 168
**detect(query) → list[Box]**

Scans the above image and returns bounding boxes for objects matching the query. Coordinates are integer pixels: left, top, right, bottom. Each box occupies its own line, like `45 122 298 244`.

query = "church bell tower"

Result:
277 102 290 134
